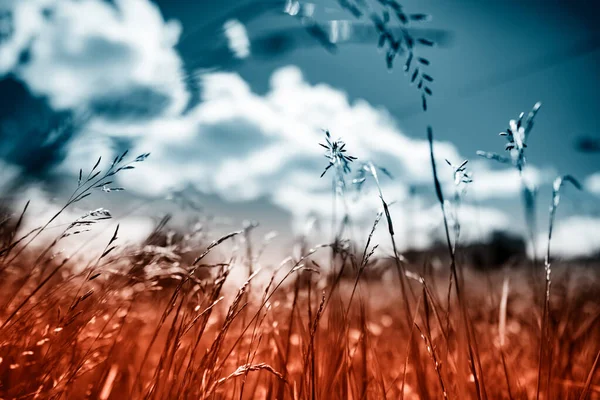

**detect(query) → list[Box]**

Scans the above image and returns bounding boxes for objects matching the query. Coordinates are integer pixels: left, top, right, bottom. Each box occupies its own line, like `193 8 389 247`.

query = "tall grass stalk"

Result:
477 102 542 270
428 126 484 399
536 175 581 399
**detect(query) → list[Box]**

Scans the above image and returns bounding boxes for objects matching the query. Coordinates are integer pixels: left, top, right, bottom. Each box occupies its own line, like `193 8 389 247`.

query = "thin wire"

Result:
393 34 600 118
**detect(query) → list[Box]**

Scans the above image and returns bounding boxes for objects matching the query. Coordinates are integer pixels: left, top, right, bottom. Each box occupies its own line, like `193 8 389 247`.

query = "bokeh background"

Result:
0 0 599 261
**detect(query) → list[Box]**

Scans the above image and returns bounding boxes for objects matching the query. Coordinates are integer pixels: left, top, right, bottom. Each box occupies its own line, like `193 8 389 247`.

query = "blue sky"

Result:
0 0 599 258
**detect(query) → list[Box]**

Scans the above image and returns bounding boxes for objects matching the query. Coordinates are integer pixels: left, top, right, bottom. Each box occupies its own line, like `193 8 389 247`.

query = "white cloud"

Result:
87 66 462 197
0 0 574 255
223 19 250 59
585 172 600 195
535 216 600 259
61 65 527 251
465 160 553 200
0 0 188 117
0 0 536 249
1 1 593 259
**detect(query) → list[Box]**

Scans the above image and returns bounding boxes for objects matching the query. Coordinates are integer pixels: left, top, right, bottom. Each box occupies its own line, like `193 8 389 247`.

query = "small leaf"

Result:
410 14 431 21
89 273 101 281
386 49 395 69
378 33 386 48
320 163 333 178
110 224 119 244
379 167 393 179
411 68 419 83
405 33 414 48
388 1 402 13
79 290 94 302
88 171 101 182
417 38 435 46
135 153 150 162
94 181 112 188
427 126 444 205
92 157 101 172
118 149 129 163
382 199 394 236
562 175 582 190
101 246 117 259
404 51 413 72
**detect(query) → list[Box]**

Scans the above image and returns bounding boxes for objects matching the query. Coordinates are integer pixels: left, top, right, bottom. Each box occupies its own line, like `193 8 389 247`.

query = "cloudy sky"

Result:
0 0 599 259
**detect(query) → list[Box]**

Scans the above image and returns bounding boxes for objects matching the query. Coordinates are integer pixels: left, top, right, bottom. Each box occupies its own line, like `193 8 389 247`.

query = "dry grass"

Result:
0 214 598 399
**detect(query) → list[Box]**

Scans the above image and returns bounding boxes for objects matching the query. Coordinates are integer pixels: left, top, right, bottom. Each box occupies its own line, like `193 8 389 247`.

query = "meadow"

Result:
0 1 598 399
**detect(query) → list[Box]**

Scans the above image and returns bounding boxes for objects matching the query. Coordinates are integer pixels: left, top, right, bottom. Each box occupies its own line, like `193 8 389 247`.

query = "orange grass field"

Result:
0 217 598 400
